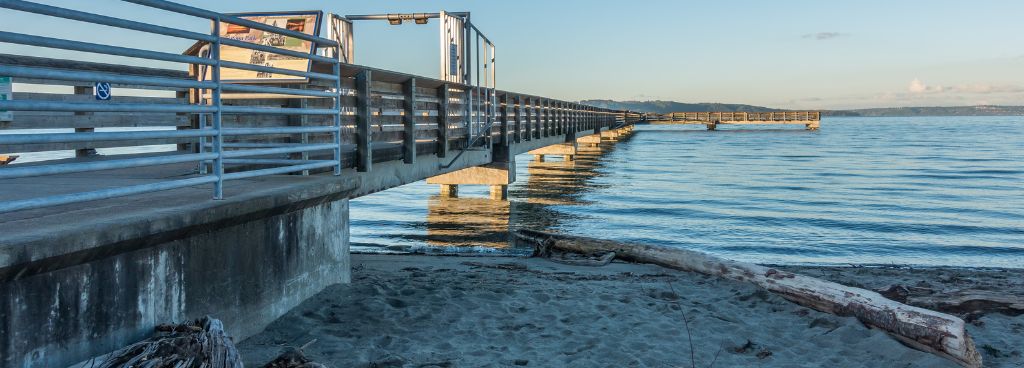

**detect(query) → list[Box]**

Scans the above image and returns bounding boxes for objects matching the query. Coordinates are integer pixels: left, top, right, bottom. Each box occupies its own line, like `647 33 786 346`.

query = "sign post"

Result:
0 76 12 122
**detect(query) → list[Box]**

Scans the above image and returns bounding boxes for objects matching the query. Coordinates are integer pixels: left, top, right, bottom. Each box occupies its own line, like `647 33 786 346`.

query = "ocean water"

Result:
351 116 1024 268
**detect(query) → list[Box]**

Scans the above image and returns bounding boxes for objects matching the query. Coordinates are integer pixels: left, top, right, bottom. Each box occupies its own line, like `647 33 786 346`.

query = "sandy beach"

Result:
236 254 1023 367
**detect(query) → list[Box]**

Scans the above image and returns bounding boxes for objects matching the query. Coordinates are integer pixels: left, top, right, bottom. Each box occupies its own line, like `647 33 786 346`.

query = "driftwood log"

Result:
514 229 982 368
93 316 243 368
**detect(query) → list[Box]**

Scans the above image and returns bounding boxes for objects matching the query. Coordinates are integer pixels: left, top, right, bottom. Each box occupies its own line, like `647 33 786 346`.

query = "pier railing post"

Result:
555 101 563 136
513 95 523 144
493 92 510 162
575 104 581 134
333 46 342 175
566 103 573 136
355 69 372 172
286 89 309 175
486 88 495 149
211 17 224 200
563 102 570 136
465 83 473 142
73 86 96 157
498 93 509 147
524 96 532 141
544 99 551 137
436 84 450 157
402 77 416 164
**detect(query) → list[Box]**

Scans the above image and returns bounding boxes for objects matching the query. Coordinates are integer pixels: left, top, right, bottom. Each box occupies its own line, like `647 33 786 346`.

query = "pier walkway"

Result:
0 1 641 366
646 111 820 130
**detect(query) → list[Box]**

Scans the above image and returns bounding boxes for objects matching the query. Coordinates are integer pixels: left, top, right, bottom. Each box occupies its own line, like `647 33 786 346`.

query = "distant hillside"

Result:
582 100 1024 117
830 105 1024 117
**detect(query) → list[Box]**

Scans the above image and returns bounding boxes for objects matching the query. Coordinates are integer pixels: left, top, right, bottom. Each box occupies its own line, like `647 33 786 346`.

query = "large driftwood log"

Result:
514 229 982 368
93 316 243 368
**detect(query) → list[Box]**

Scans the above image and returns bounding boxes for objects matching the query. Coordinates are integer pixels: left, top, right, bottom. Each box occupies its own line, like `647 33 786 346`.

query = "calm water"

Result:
351 116 1024 268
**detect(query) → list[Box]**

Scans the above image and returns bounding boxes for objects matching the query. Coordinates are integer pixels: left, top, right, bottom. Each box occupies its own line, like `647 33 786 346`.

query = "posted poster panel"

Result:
0 76 12 122
209 11 323 83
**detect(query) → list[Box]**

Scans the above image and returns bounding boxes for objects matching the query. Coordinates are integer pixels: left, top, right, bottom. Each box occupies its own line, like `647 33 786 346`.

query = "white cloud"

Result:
907 79 1024 96
802 32 845 40
908 78 926 93
908 78 944 93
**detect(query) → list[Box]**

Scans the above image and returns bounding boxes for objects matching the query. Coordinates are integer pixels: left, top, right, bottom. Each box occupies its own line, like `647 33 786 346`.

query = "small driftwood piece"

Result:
513 229 982 368
907 290 1024 316
0 155 17 165
95 316 243 368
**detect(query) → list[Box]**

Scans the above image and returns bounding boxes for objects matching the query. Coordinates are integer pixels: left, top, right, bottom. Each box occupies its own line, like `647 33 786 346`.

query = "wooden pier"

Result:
646 111 820 130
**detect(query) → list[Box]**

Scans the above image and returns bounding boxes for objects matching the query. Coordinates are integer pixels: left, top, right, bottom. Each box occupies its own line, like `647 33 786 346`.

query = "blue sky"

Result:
3 0 1023 109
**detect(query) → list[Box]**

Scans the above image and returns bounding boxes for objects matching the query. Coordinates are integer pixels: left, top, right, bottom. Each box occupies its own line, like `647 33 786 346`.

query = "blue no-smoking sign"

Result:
94 82 111 101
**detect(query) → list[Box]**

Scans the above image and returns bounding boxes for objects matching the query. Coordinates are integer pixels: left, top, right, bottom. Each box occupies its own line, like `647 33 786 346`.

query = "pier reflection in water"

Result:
351 134 632 254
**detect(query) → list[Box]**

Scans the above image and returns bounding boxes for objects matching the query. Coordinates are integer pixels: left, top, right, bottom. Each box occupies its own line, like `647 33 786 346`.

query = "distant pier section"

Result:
646 111 820 130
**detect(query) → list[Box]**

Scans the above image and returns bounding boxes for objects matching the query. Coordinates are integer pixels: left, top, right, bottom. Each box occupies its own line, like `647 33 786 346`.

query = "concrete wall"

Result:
0 178 355 368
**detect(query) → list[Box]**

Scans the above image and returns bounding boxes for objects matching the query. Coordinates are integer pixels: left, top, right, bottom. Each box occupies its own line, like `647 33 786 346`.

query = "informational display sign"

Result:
94 82 111 101
209 11 323 83
0 76 12 122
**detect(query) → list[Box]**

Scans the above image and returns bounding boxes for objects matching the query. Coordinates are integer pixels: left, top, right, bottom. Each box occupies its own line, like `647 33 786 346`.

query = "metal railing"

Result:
652 111 822 122
0 0 635 214
0 0 344 212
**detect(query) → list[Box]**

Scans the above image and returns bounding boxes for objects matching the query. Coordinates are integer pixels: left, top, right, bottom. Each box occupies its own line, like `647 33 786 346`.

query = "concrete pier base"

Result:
577 134 602 147
600 130 621 140
426 161 515 200
0 175 357 368
528 142 577 162
806 121 820 130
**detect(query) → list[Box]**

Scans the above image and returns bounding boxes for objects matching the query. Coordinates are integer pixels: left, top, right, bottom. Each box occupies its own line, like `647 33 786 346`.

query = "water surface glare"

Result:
351 117 1024 268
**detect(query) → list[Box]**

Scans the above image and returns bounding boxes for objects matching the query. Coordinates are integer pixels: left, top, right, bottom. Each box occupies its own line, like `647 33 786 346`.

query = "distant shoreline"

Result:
582 99 1024 118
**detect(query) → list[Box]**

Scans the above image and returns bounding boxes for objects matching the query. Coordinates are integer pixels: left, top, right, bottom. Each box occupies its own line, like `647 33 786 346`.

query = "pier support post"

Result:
440 184 459 198
489 185 508 200
706 122 718 131
534 154 545 162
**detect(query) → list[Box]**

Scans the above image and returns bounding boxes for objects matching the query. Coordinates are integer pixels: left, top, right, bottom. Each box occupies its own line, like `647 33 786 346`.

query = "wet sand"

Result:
238 254 1024 367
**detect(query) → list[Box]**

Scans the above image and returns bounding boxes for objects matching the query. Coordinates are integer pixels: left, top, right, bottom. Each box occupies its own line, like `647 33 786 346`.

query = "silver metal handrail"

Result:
0 0 632 214
0 0 344 213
